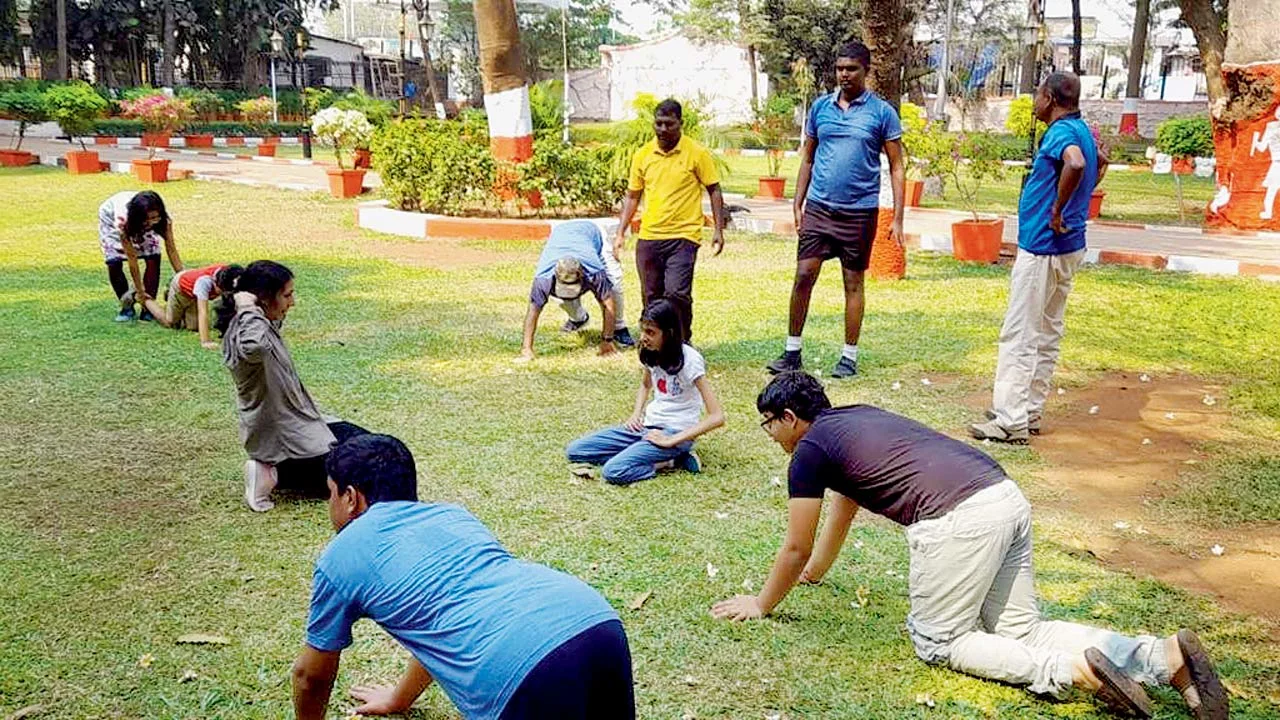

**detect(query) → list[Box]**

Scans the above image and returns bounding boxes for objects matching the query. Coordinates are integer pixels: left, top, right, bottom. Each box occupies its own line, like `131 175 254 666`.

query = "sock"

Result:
785 336 803 352
842 344 859 362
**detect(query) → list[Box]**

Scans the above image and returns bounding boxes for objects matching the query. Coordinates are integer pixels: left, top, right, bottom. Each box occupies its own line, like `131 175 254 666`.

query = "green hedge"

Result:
92 119 306 137
1155 115 1213 158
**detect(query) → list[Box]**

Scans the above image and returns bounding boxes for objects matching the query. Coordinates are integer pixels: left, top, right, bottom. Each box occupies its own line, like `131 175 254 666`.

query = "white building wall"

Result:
602 34 768 125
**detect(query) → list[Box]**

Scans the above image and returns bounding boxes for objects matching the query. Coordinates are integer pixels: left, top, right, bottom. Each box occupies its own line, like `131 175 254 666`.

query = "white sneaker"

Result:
243 460 277 512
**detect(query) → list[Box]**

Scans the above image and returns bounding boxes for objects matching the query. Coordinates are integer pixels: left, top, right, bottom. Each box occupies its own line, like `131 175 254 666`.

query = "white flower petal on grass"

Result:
1140 374 1151 383
1113 521 1130 530
683 675 700 686
891 381 902 390
137 653 155 669
713 511 729 520
1203 395 1217 406
853 539 865 550
770 476 782 487
1089 405 1100 415
915 693 936 708
706 562 719 579
1211 544 1225 556
180 670 198 683
921 378 932 386
1057 387 1066 395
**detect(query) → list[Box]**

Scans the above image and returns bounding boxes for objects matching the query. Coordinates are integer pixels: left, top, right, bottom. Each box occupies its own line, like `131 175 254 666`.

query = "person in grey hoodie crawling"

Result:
215 261 367 512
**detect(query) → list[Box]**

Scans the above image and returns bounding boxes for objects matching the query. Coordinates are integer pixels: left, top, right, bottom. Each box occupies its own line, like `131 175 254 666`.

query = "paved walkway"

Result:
725 196 1280 268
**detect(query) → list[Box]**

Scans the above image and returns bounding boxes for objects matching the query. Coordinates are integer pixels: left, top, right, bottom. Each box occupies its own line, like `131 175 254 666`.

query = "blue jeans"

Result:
565 425 694 485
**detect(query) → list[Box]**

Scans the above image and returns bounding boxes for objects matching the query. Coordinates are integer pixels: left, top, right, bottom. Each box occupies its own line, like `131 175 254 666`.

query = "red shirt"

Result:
178 264 227 299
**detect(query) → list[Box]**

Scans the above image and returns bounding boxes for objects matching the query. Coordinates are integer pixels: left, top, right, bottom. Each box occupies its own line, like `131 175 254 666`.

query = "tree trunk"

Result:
1174 0 1227 105
862 0 903 110
1070 0 1082 75
474 0 531 161
159 0 177 86
1126 0 1150 99
1018 0 1042 94
747 43 759 110
415 16 446 118
55 0 67 79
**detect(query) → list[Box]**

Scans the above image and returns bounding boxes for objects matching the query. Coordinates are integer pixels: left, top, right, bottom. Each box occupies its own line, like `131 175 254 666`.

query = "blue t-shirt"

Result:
306 502 619 720
805 90 903 211
535 220 606 277
1018 113 1098 255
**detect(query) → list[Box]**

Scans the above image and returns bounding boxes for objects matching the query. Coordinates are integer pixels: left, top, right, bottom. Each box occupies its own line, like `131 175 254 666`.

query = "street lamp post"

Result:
1019 23 1047 197
297 27 312 159
270 29 284 124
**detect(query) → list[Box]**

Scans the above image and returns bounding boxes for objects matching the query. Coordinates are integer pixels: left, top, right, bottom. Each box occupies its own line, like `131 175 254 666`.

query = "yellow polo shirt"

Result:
628 136 720 242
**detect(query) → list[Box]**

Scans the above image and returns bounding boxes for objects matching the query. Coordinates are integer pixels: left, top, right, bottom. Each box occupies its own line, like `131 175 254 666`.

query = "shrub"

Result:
753 93 797 177
44 81 109 150
921 129 1006 221
0 87 49 149
311 107 373 169
1005 94 1047 139
516 140 623 214
236 96 276 132
899 101 927 179
529 79 565 136
94 119 144 136
1155 115 1213 158
120 86 164 102
331 90 395 129
304 87 336 115
370 119 495 214
177 88 225 121
120 94 192 134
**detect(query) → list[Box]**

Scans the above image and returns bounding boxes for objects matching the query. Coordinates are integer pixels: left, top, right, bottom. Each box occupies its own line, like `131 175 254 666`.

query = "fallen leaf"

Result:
1211 544 1225 556
628 590 653 611
706 562 719 579
176 634 230 646
5 706 46 720
138 653 155 669
915 692 936 708
855 586 870 608
180 669 198 683
1088 405 1100 415
891 381 902 390
1113 521 1130 530
683 674 699 686
1139 374 1151 383
770 476 782 487
713 511 729 520
1203 395 1217 406
1057 387 1066 395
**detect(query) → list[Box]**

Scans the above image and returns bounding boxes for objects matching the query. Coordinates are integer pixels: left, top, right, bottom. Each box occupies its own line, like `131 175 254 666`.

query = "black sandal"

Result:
1173 629 1229 720
1086 647 1153 718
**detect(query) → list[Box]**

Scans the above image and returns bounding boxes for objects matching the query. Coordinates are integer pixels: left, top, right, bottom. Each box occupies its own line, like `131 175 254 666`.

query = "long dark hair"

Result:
213 260 294 336
124 191 170 240
638 298 686 374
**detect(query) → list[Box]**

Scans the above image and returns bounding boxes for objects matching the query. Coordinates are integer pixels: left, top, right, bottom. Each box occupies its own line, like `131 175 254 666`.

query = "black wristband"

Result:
603 336 614 342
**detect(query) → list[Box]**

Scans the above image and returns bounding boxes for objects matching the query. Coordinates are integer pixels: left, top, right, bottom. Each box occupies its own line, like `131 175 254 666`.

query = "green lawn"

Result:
1 168 1278 719
718 155 1217 227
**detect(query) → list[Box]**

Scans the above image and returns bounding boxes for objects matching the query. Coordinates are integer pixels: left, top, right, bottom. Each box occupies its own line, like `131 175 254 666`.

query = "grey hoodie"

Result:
223 300 335 464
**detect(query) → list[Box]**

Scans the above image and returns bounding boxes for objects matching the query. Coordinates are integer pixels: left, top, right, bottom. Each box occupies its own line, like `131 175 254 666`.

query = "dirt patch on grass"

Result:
971 373 1280 631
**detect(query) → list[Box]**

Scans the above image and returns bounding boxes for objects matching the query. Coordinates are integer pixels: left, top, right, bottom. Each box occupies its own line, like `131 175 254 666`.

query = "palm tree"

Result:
473 0 532 161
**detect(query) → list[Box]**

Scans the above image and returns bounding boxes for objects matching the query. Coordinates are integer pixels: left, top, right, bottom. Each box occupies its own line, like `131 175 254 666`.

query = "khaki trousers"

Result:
992 248 1086 431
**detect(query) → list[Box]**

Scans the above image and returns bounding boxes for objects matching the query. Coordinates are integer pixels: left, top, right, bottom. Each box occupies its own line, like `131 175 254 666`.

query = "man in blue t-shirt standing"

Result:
971 73 1108 444
517 220 634 362
291 434 634 720
766 41 905 379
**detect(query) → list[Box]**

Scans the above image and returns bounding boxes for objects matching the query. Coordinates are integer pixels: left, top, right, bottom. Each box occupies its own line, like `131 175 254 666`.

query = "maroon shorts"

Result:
797 203 879 271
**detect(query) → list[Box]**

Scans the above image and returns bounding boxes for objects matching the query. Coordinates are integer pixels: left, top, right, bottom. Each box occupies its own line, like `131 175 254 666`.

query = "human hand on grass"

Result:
349 684 411 715
202 340 219 351
711 594 764 621
624 414 645 432
644 429 679 448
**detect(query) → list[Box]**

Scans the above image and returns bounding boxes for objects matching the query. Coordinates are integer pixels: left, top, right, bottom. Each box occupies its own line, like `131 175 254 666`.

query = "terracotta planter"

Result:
226 137 245 146
256 143 277 157
66 150 101 174
354 148 372 169
132 158 171 183
1088 190 1106 220
184 134 214 148
326 168 366 198
261 135 279 145
0 149 36 166
1172 156 1194 175
142 131 171 149
94 136 116 145
951 217 1005 263
867 208 906 280
905 179 925 207
757 176 786 200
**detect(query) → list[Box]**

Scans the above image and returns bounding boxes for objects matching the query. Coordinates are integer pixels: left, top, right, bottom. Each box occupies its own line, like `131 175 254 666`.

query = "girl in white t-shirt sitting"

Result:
566 298 725 485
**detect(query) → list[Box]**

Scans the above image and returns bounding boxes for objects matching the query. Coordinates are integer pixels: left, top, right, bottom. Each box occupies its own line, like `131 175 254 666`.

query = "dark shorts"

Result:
501 619 635 720
275 421 370 497
798 203 879 271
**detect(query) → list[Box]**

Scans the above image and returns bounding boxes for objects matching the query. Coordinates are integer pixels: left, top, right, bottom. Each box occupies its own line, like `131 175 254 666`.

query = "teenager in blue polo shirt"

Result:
291 434 634 720
971 73 1109 443
766 41 905 379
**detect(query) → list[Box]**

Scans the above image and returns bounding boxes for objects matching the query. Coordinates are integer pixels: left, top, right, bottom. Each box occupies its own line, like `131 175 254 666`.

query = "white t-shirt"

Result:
643 344 707 433
191 275 216 300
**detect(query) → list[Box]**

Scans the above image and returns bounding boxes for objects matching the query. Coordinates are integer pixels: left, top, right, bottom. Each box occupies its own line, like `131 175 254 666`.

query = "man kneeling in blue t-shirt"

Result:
292 434 634 720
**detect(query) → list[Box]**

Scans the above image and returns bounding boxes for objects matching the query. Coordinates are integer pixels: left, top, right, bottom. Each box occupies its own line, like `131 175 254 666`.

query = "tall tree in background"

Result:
1120 0 1150 133
1070 0 1082 74
676 0 765 108
517 0 631 81
0 0 22 74
863 0 905 109
474 0 532 162
757 0 860 92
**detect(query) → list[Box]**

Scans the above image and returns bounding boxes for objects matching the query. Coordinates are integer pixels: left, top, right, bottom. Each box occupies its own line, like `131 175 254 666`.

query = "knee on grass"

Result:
601 458 653 486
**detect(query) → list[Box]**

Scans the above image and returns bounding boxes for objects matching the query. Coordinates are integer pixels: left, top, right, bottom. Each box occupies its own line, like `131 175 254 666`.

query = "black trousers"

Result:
275 421 370 497
501 619 635 720
635 238 699 340
106 254 160 303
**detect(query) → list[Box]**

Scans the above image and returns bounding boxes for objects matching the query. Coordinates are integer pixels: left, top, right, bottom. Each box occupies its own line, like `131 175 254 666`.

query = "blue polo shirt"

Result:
805 90 903 211
306 502 619 720
1018 112 1098 255
535 220 605 277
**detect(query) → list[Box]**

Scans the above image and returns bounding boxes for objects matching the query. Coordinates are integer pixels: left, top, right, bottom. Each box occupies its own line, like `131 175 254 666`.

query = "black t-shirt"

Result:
788 405 1007 526
528 269 612 309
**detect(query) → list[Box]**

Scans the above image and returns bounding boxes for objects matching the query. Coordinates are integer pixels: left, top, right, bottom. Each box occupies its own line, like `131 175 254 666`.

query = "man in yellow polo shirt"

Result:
615 99 726 341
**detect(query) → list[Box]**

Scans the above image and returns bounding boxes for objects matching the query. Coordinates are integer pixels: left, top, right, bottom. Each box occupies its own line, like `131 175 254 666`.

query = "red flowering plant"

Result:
121 94 193 157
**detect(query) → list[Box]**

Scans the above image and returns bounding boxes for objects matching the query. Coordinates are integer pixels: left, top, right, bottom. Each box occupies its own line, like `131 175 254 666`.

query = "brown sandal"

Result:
1086 647 1153 718
1172 629 1229 720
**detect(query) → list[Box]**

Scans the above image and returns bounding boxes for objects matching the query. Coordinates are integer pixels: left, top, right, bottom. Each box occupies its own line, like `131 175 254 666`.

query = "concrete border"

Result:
354 200 617 242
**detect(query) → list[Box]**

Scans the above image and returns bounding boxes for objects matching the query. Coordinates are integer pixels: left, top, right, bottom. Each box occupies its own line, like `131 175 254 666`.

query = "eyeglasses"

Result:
759 415 779 429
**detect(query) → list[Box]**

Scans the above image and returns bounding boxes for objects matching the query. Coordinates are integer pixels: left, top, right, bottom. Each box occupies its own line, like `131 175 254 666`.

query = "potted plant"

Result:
899 101 928 207
1088 124 1108 219
0 85 48 166
925 130 1008 263
237 96 278 156
311 107 373 198
121 94 191 182
179 89 222 147
752 94 796 200
1155 115 1212 176
44 81 110 174
332 90 394 168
